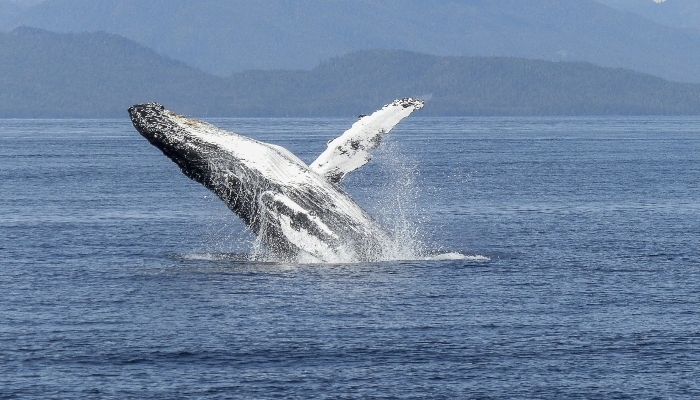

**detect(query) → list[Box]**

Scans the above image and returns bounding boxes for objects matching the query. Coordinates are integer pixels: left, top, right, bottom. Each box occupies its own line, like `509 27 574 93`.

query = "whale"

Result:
128 98 424 262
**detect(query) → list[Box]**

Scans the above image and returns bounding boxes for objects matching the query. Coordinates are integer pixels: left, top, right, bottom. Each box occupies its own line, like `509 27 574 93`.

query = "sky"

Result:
11 0 45 5
8 0 672 7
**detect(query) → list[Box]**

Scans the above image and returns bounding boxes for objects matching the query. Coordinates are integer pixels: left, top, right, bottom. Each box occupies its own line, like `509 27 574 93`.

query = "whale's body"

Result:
128 99 423 262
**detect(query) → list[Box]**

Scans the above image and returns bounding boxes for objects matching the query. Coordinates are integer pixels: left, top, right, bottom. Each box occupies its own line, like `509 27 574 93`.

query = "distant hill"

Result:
2 28 700 118
0 27 223 117
236 50 700 117
4 0 700 83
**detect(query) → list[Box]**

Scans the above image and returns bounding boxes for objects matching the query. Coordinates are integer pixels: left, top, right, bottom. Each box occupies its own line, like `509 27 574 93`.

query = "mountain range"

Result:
3 27 700 118
2 0 700 83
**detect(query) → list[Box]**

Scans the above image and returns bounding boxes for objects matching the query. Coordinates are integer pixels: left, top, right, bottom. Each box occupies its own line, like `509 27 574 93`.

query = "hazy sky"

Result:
9 0 671 7
10 0 45 5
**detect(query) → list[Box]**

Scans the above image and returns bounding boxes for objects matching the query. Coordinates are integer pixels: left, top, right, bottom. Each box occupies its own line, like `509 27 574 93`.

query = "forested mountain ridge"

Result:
3 0 700 83
2 28 700 118
0 27 222 117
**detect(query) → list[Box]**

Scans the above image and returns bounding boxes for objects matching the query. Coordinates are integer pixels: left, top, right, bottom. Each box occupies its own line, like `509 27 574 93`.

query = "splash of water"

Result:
197 133 481 264
362 139 427 261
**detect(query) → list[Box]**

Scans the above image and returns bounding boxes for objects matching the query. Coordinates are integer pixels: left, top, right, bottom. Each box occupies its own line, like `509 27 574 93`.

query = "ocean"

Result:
1 116 699 399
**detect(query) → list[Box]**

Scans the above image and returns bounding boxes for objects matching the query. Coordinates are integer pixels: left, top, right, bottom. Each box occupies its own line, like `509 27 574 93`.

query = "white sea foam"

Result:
427 253 491 261
178 251 490 264
177 253 248 261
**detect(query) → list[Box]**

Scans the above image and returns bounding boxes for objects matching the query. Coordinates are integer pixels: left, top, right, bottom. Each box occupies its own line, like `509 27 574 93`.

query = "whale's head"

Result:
128 103 206 165
128 102 198 166
128 102 265 229
128 102 166 138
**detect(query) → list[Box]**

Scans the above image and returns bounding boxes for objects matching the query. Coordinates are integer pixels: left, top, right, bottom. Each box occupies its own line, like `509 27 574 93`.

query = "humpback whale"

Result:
128 98 424 262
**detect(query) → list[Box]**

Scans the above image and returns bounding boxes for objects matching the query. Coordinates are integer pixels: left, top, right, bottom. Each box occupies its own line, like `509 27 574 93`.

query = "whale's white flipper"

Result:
310 98 424 183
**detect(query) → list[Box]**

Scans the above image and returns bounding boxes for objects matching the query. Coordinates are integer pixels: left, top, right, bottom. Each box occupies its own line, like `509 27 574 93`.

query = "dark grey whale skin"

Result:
128 103 265 242
128 103 391 261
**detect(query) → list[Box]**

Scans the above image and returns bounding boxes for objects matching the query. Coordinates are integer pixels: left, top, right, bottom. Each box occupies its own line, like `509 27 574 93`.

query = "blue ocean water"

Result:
1 117 699 399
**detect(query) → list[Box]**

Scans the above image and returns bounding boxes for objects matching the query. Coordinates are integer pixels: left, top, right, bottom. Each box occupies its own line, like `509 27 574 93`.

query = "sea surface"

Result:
1 116 699 399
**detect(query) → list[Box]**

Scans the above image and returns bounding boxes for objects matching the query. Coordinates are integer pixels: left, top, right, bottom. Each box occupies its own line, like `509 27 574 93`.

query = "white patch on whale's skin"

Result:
257 190 357 262
263 192 338 240
168 111 310 186
310 98 424 183
277 215 352 263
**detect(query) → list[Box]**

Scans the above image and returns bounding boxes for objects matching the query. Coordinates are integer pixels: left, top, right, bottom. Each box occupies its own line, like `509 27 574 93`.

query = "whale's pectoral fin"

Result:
257 191 353 262
309 98 424 183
